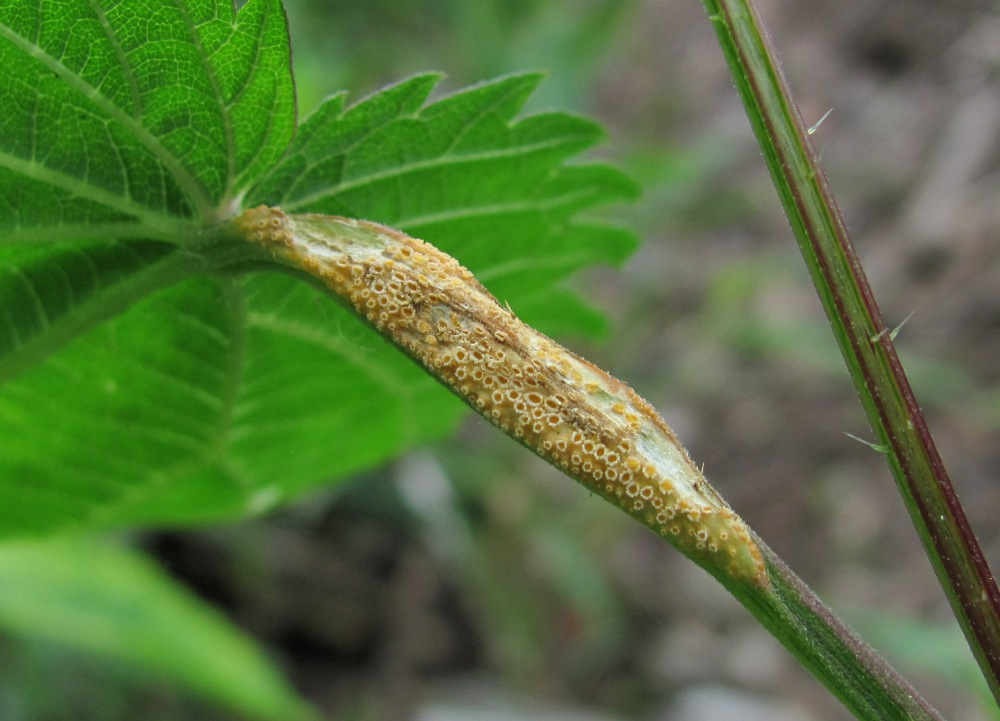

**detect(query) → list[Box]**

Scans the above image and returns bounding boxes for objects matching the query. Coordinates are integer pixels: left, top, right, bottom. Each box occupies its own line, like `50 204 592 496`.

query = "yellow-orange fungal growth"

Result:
234 206 767 586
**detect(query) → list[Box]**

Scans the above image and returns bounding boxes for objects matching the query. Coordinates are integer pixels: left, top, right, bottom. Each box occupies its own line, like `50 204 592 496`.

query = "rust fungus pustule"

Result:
235 205 767 585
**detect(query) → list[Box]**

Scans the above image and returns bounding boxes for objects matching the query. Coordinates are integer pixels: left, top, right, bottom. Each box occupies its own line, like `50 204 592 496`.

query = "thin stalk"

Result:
235 206 945 721
729 540 944 721
700 0 1000 702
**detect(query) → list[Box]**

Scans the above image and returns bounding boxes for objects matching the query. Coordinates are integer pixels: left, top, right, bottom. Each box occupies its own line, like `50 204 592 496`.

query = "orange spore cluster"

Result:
236 206 766 584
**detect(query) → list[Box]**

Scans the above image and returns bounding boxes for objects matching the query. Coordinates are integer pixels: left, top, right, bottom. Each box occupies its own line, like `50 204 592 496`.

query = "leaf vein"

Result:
282 136 594 212
0 19 213 217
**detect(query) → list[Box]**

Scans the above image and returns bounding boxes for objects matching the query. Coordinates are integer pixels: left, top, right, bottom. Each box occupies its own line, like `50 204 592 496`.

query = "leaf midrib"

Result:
174 0 237 205
282 135 595 212
0 18 213 219
0 248 202 385
0 150 191 235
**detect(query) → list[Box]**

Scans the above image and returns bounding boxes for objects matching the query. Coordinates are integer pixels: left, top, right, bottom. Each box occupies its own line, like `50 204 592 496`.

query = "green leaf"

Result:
0 0 294 231
0 538 317 721
0 241 187 384
248 73 637 325
0 4 635 537
0 0 295 383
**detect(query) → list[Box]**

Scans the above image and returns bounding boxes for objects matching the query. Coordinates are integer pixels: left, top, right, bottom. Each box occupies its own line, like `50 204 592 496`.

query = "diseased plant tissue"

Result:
237 205 766 584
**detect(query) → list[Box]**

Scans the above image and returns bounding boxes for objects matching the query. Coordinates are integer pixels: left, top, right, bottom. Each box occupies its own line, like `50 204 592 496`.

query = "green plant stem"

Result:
723 540 943 721
700 0 1000 703
234 208 946 721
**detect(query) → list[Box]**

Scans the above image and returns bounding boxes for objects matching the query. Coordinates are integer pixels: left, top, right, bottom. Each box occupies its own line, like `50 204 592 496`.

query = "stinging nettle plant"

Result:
0 1 997 720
